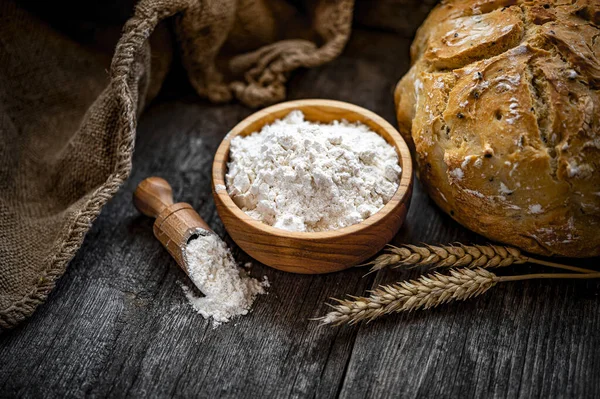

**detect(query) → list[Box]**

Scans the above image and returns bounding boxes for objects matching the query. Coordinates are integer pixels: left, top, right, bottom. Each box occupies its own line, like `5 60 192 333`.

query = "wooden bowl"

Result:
212 99 413 274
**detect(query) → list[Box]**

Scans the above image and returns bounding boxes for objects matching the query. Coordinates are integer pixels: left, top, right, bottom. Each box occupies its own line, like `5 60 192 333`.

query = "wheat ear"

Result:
319 268 496 325
318 270 600 326
365 244 595 274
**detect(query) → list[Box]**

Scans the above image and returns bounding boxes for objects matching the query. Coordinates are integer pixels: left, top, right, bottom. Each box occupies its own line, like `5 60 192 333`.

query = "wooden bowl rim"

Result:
212 99 413 241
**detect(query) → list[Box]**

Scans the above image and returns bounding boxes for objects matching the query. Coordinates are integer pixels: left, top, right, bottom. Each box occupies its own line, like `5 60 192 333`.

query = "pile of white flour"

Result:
226 110 401 232
181 233 268 326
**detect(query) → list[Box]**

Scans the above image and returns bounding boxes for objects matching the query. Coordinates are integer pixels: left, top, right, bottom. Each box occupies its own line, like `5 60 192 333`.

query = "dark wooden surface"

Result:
1 28 599 399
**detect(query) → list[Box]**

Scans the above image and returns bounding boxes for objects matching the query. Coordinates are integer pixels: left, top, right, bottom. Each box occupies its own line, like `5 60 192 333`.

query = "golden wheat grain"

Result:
318 268 497 326
318 269 600 325
365 243 595 274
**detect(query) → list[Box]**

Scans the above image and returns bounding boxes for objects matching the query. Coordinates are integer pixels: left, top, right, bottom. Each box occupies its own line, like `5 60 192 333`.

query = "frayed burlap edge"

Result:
0 0 190 330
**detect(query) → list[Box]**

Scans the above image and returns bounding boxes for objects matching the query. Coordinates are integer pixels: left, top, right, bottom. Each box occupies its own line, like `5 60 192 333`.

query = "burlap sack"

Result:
0 0 353 329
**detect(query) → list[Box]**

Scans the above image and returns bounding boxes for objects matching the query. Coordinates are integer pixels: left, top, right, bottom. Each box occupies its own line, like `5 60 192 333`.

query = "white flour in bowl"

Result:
226 110 401 232
181 233 268 327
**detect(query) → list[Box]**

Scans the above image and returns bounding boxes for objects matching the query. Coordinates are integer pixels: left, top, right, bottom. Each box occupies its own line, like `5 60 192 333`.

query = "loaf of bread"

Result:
395 0 600 257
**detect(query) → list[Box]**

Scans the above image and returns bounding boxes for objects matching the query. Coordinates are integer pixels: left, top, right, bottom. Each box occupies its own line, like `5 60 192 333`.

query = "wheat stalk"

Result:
318 269 600 326
364 243 595 274
319 268 496 325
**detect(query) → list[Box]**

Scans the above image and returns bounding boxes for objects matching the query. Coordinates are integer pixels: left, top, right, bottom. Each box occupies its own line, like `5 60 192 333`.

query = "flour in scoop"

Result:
226 110 401 232
181 233 268 326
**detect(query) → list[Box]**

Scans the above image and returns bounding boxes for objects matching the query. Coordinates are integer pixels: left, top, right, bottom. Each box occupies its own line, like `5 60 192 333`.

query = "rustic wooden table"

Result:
1 28 599 398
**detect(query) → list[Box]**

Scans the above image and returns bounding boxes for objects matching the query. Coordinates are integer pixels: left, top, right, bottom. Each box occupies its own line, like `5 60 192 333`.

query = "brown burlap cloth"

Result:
0 0 358 330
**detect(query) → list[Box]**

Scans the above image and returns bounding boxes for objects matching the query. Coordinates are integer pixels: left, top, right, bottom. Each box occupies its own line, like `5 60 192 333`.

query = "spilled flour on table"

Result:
181 233 268 327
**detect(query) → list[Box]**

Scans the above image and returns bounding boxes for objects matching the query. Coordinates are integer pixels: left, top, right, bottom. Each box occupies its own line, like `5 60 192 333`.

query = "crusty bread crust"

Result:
395 0 600 257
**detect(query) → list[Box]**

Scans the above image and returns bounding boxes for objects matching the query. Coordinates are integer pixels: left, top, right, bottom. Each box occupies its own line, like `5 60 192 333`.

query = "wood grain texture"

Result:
212 99 413 274
133 176 176 218
1 28 599 399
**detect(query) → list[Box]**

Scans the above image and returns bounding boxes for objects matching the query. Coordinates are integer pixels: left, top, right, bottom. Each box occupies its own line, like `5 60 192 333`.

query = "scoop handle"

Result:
133 177 175 218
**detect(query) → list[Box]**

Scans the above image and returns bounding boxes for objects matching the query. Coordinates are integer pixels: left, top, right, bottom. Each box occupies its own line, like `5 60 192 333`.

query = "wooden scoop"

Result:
133 177 212 274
